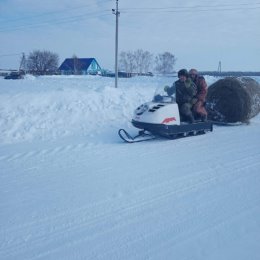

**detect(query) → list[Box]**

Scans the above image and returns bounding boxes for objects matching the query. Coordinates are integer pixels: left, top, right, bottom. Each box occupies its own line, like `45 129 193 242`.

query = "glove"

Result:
191 98 198 105
154 94 163 102
164 85 170 92
164 85 174 96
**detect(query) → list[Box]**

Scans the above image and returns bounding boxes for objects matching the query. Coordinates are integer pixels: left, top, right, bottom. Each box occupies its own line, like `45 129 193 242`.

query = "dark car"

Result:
4 71 24 80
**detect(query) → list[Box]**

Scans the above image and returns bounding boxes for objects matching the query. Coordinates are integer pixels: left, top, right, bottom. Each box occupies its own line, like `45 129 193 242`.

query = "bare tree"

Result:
19 52 27 72
119 49 153 74
27 50 59 75
155 52 176 74
132 49 153 74
119 51 136 73
119 51 129 72
127 51 136 73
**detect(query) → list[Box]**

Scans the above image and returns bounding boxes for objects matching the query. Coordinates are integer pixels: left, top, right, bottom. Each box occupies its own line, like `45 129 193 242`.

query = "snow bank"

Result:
0 76 165 144
0 75 225 144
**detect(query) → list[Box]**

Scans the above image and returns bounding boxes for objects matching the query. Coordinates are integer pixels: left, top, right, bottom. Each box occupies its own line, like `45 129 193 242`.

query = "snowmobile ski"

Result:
132 120 213 138
118 129 156 143
209 120 244 126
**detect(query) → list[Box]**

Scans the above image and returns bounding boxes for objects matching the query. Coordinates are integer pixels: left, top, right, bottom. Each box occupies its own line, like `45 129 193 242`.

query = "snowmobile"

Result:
118 85 213 143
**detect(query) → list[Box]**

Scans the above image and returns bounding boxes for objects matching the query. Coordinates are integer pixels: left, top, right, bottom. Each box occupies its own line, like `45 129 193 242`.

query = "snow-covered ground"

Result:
1 75 260 260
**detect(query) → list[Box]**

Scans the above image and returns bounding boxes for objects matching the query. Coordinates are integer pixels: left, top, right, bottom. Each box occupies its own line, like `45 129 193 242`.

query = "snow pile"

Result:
0 75 217 144
0 76 152 143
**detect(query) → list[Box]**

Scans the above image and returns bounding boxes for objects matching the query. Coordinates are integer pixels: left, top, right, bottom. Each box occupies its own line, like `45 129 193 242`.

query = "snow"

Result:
1 75 260 260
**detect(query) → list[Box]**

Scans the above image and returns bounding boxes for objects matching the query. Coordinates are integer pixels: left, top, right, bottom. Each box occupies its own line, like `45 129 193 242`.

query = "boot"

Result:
187 114 195 123
201 114 207 122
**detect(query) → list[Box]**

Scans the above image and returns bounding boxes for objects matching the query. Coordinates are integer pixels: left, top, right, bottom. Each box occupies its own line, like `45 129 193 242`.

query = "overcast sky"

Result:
0 0 259 71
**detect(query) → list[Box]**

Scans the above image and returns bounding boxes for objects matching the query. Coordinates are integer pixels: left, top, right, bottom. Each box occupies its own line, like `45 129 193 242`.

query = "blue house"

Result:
59 58 102 75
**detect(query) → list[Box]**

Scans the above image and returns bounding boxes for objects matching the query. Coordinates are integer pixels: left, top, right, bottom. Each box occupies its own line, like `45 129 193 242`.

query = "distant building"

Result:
59 58 102 75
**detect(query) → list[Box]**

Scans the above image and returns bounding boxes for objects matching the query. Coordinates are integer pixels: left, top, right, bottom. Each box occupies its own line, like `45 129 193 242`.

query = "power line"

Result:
0 2 259 33
121 7 260 15
0 1 112 32
121 5 260 13
0 10 111 32
0 53 22 57
120 2 260 11
0 0 112 24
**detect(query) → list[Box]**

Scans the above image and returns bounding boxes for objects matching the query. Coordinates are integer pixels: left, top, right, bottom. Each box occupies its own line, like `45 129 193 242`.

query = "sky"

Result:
0 0 260 71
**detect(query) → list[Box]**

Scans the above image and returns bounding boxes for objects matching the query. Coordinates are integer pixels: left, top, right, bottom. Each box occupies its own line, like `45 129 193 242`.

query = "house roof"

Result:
59 58 100 71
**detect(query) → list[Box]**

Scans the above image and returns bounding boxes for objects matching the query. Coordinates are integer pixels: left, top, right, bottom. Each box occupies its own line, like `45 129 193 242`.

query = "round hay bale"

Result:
206 77 260 123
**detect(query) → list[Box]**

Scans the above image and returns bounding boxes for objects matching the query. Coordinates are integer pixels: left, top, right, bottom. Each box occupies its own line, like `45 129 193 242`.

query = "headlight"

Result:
135 104 149 115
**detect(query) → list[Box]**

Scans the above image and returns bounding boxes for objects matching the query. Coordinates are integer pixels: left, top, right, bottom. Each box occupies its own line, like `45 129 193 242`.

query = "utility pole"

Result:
218 61 222 73
19 52 26 72
112 0 120 88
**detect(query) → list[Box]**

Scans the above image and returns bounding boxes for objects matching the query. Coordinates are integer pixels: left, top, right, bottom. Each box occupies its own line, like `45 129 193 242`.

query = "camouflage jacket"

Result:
175 78 197 105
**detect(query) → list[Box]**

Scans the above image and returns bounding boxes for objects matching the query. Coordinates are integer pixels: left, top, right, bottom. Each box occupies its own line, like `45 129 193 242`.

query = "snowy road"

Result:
1 76 260 259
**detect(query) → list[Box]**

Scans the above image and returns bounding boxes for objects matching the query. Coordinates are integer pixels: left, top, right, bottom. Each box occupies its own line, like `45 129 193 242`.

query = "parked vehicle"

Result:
4 71 24 80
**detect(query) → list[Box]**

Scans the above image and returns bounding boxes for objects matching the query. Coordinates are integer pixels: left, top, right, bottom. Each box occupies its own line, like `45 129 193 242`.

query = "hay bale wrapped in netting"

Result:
206 77 260 123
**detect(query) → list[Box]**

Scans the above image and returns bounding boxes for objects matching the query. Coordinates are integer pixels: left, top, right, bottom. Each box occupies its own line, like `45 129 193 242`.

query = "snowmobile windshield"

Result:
153 84 176 103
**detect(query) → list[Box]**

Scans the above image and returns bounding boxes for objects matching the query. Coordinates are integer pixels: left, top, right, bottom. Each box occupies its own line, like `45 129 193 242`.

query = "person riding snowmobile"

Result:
189 69 208 121
165 69 197 123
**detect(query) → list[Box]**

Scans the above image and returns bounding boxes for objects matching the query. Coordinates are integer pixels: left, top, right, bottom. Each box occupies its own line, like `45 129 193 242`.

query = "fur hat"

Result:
178 69 189 78
189 69 198 75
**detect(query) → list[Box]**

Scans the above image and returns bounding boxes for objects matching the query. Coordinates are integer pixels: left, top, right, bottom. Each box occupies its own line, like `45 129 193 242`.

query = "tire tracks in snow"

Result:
1 150 259 233
0 143 89 164
1 154 260 259
1 128 259 259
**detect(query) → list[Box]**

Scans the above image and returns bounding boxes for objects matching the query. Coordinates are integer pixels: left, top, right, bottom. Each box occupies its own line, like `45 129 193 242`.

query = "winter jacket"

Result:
175 78 197 105
191 75 208 117
193 75 207 102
